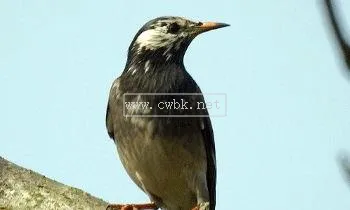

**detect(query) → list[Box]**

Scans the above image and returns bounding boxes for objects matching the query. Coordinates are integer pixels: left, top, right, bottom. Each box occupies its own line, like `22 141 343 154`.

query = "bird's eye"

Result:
168 22 180 34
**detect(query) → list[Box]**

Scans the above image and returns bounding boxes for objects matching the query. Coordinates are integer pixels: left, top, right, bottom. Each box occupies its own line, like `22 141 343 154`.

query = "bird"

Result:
105 16 229 210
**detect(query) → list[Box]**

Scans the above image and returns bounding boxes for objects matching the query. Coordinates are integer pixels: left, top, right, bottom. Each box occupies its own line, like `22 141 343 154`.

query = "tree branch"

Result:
0 156 108 209
323 0 350 70
338 152 350 188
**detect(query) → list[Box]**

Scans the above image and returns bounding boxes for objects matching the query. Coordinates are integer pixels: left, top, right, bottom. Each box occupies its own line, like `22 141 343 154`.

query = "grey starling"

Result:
106 16 229 210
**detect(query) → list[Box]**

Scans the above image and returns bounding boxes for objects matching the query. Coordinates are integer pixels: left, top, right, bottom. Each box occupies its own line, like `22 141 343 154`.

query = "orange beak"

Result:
195 21 230 34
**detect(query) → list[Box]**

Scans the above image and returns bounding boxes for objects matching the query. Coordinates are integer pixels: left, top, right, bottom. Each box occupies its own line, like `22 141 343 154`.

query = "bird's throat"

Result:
122 57 189 94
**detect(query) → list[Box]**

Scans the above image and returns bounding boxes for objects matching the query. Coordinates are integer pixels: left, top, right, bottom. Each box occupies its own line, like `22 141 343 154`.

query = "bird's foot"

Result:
106 202 157 210
191 202 210 210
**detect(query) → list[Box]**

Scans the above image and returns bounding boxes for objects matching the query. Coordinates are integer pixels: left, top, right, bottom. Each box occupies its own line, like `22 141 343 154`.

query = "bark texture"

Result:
0 156 108 210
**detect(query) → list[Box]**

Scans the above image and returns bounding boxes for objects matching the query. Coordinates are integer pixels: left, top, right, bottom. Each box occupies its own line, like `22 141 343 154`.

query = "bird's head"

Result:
126 16 229 65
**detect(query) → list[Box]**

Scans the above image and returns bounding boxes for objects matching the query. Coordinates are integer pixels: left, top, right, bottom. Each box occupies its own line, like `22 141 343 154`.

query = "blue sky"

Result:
1 1 350 209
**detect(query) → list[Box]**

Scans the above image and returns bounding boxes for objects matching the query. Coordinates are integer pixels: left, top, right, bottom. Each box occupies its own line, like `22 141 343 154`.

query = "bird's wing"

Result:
194 84 216 209
106 103 114 139
106 78 121 140
200 114 216 210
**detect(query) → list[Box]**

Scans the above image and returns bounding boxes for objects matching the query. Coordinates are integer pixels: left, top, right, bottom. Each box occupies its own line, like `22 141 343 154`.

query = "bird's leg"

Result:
191 206 199 210
191 202 210 210
106 202 157 210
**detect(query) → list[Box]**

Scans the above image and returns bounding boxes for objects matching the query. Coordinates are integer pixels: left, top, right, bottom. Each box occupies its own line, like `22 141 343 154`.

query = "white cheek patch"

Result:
135 29 178 50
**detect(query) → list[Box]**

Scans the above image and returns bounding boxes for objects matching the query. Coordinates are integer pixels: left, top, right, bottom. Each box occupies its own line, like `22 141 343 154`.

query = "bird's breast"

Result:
114 115 207 209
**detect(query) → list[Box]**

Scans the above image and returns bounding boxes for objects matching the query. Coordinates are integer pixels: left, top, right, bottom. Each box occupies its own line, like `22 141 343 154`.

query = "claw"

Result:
106 203 157 210
191 202 210 210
